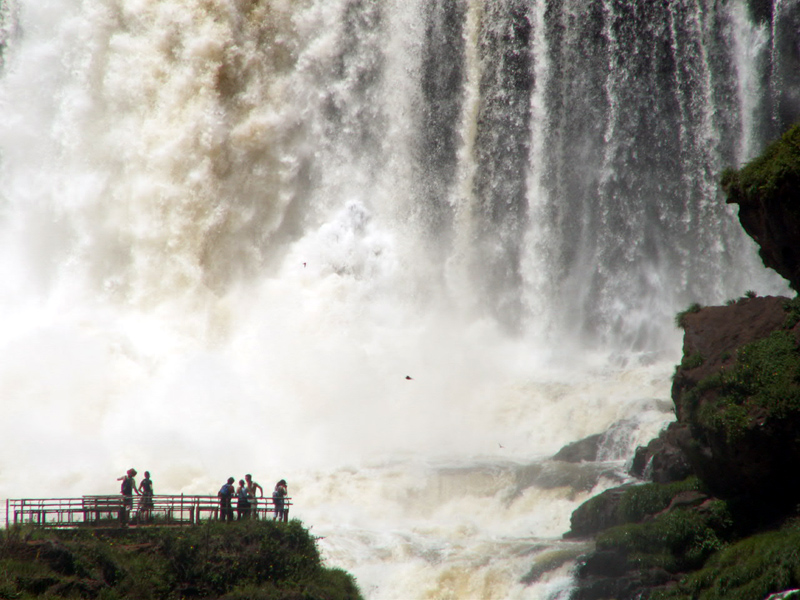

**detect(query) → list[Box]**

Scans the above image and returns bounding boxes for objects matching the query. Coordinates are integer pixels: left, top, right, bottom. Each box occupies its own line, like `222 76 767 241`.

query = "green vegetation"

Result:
651 518 800 600
606 124 800 600
784 296 800 329
0 521 362 600
680 352 705 370
721 122 800 205
574 478 701 535
615 479 701 525
596 500 733 573
675 303 703 329
689 330 800 442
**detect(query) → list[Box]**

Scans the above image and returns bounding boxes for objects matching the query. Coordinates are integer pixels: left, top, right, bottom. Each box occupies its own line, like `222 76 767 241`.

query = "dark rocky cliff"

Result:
564 123 800 600
722 124 800 293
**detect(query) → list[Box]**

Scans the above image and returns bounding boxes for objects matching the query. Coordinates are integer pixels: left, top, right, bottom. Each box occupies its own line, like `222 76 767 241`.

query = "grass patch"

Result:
721 122 800 205
652 518 800 600
681 352 705 370
597 500 733 573
0 521 362 600
683 330 800 442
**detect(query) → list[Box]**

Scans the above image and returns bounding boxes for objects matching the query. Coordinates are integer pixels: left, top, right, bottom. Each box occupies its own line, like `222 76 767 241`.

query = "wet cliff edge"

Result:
563 123 800 600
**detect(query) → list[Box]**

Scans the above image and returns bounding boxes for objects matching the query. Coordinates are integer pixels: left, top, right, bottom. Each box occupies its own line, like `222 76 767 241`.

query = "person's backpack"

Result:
121 478 133 495
219 484 232 498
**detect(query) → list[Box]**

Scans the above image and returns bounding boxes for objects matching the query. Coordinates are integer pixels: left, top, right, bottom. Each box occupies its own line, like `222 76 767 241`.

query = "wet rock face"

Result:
672 296 800 509
629 422 693 484
723 123 800 293
566 123 800 600
552 434 603 463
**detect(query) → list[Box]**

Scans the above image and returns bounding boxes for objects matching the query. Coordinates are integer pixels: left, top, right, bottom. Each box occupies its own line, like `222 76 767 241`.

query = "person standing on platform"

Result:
218 477 235 522
236 479 250 520
245 474 263 519
137 471 154 522
272 479 288 522
117 468 139 523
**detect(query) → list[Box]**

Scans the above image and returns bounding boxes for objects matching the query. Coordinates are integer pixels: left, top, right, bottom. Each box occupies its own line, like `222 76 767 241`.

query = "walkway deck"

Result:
5 495 292 528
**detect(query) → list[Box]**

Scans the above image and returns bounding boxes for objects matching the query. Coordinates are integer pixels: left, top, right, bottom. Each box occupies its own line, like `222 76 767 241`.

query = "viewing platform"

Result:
5 495 292 528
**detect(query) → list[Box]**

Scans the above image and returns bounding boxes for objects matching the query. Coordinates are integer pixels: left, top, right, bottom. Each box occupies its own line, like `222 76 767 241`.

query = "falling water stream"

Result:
1 0 798 597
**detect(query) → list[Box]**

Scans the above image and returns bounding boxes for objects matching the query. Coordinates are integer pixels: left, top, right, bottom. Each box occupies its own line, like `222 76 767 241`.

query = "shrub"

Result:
675 303 703 329
652 518 800 600
690 330 800 442
597 500 733 573
0 521 362 600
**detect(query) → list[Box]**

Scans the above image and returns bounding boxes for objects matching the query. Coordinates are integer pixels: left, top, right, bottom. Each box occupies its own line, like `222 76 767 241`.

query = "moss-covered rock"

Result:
722 123 800 292
568 122 800 599
571 499 734 600
652 518 800 600
673 296 800 516
567 478 702 538
0 521 362 600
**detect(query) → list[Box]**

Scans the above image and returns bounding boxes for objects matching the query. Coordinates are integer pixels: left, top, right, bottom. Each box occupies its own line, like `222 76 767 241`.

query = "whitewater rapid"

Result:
0 0 796 598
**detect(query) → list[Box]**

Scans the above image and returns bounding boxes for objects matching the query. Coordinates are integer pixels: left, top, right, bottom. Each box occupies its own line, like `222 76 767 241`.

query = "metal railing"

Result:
5 495 292 528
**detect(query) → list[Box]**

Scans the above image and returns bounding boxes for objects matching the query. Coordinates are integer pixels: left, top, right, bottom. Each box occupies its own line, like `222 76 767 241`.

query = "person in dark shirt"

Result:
236 479 250 520
117 468 139 523
245 474 263 519
218 477 236 522
272 479 288 522
137 471 154 522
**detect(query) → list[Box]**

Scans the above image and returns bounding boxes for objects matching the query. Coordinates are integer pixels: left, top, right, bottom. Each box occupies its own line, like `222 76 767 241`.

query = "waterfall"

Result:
1 0 798 597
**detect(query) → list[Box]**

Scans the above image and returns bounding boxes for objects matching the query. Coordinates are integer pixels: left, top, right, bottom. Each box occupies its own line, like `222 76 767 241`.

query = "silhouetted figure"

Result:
236 479 250 520
245 474 264 519
117 468 139 523
137 471 154 522
272 479 288 522
218 477 235 522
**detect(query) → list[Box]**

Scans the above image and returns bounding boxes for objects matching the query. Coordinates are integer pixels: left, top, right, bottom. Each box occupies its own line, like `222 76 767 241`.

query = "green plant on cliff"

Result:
572 478 701 536
652 517 800 600
721 122 800 204
691 330 800 442
680 352 705 370
616 478 701 524
0 521 362 600
784 296 800 329
675 303 703 329
596 500 733 573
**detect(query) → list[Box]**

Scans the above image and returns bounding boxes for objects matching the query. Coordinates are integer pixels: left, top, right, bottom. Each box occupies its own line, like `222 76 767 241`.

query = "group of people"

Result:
217 475 289 522
117 468 154 522
117 469 289 523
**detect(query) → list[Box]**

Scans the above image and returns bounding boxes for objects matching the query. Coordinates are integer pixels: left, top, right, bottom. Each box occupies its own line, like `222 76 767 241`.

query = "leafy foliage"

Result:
721 122 800 205
692 330 800 442
616 479 701 524
597 500 733 573
784 296 800 329
680 352 705 370
675 303 703 329
652 518 800 600
0 521 362 600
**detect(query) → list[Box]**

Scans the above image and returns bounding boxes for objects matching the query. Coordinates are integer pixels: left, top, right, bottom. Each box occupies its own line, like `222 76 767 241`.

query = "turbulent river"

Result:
1 0 798 597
